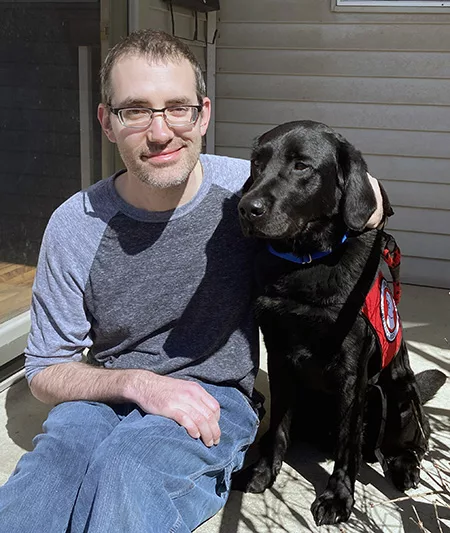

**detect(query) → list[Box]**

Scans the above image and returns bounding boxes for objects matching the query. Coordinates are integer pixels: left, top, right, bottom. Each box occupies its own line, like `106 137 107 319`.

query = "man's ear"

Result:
339 140 377 231
199 97 212 136
97 104 117 143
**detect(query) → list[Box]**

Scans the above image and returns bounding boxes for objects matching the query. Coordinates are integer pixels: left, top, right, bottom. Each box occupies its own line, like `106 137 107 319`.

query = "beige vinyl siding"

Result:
218 23 450 51
216 99 450 132
216 75 450 105
215 0 450 288
218 50 450 78
219 1 450 22
216 123 450 159
133 0 207 69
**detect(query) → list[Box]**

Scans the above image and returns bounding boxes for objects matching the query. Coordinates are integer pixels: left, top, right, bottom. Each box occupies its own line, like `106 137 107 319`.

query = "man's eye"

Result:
124 108 147 117
168 106 189 116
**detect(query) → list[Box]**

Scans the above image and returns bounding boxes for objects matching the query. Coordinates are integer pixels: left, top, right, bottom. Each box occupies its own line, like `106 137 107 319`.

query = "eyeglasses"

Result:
108 104 203 129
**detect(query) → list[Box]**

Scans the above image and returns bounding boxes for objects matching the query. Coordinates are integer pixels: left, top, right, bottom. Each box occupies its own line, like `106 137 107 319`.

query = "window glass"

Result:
0 1 102 328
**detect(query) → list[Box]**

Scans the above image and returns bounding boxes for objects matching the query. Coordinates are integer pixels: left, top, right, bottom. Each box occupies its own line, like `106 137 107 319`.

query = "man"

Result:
0 29 383 532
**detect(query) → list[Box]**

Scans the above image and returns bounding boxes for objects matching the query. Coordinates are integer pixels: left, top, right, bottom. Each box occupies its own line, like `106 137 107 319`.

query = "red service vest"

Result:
362 272 402 369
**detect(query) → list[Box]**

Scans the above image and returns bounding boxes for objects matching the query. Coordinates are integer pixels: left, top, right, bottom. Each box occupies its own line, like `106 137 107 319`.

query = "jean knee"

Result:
87 422 174 477
12 402 116 482
44 401 119 432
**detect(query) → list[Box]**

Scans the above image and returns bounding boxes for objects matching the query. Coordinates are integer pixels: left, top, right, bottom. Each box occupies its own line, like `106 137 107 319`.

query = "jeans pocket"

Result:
216 462 234 500
237 390 262 430
217 435 254 500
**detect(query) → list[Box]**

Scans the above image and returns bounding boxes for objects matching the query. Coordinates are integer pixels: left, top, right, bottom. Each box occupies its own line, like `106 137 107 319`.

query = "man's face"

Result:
98 55 211 189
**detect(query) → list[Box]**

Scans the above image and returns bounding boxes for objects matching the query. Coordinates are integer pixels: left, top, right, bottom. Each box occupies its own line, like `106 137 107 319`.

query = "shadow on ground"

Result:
5 378 50 451
218 398 450 533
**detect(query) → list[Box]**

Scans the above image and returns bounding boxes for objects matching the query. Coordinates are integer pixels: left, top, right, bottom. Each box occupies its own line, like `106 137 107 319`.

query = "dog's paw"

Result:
311 486 354 526
388 451 421 491
231 457 275 493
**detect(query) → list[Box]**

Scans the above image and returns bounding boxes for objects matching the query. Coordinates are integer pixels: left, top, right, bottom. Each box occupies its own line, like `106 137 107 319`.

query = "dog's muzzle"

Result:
238 196 268 236
239 197 267 220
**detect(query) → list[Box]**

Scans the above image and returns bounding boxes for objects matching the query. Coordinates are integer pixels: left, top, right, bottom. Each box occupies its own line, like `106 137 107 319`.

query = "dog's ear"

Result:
379 181 394 221
338 140 377 231
242 137 262 195
242 175 253 194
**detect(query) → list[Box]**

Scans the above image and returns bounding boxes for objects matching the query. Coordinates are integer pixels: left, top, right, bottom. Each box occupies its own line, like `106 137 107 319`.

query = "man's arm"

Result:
30 362 221 447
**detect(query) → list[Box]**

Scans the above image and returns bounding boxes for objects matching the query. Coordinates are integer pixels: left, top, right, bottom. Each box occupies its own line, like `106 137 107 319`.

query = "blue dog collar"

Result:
267 234 348 265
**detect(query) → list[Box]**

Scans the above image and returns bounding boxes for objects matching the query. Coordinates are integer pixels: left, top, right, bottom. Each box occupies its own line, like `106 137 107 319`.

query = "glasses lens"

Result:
120 108 152 128
165 106 199 126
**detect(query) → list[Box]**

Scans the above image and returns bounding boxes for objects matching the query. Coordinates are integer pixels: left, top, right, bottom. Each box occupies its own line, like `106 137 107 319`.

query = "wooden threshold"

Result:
0 262 36 325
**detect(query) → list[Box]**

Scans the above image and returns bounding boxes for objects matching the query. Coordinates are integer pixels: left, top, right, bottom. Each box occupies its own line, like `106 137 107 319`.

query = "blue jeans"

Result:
0 383 259 533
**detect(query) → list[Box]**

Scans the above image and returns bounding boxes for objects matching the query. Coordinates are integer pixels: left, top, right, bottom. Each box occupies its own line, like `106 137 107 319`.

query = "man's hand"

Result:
128 372 221 447
366 173 384 229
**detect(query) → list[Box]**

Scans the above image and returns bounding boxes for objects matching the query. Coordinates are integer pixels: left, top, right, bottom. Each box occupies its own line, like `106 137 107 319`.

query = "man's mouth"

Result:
142 146 183 163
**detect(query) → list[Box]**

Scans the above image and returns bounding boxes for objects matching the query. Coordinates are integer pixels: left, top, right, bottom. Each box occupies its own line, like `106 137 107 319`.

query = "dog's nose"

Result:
240 198 266 219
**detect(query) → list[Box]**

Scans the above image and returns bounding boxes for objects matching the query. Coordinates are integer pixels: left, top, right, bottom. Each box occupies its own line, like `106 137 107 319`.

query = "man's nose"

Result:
145 114 174 144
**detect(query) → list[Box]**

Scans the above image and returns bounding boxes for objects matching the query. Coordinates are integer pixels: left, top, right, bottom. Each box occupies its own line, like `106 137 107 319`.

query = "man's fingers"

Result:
184 403 220 447
200 398 220 443
184 383 221 444
172 404 220 447
173 408 202 440
200 392 221 421
196 406 221 446
187 382 220 418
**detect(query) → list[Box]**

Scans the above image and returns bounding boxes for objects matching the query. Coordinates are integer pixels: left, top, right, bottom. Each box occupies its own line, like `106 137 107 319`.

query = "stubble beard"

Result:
120 138 202 190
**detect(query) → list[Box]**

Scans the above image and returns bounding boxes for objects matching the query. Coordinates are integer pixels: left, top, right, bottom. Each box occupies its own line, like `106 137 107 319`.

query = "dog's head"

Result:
239 120 381 249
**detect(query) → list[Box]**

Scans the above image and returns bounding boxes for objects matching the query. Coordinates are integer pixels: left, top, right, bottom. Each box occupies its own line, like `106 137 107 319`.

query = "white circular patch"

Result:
380 278 400 342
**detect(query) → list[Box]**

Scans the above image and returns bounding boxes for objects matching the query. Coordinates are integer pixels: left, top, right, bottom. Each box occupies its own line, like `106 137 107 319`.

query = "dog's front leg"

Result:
311 344 370 526
381 341 431 491
233 357 295 493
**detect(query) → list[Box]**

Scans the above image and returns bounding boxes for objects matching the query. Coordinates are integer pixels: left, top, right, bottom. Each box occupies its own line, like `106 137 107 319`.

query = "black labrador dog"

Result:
234 120 446 526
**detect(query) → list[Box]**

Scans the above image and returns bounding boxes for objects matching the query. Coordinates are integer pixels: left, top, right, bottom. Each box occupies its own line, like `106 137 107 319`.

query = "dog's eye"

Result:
252 160 264 173
294 161 308 171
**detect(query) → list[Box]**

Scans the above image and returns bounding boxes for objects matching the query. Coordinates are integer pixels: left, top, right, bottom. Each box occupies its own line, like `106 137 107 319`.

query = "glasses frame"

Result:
108 104 204 129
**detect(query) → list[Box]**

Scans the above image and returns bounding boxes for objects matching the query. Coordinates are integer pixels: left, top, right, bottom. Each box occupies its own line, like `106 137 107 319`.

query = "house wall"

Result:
134 0 207 69
215 0 450 288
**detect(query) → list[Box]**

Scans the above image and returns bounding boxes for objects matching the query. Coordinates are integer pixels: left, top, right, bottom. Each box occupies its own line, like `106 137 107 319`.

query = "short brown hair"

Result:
100 29 206 104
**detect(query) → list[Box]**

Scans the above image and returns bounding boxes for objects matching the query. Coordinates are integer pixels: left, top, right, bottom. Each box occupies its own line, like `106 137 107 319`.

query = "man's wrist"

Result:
120 368 155 405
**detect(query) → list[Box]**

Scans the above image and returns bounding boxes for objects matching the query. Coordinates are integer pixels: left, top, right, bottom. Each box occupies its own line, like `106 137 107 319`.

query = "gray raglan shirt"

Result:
25 154 260 398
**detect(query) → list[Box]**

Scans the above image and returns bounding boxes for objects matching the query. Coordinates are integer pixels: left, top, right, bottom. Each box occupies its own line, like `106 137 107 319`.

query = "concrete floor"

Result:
1 284 449 532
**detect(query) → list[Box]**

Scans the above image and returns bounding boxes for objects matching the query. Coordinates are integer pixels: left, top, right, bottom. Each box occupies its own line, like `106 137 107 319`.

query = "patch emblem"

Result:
362 272 402 369
380 278 400 342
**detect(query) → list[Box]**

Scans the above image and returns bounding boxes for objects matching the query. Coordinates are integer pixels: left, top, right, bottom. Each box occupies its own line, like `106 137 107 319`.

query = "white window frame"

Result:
0 312 30 369
333 0 450 12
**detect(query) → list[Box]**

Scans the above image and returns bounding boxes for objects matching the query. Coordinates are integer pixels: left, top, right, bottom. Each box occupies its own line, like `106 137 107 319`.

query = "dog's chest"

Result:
254 234 382 362
254 266 347 368
255 256 350 314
